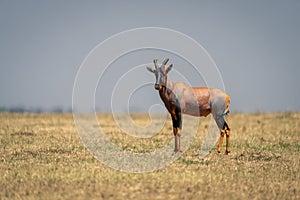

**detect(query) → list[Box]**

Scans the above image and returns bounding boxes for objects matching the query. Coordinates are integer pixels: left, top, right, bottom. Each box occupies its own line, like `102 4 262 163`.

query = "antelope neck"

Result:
160 76 174 96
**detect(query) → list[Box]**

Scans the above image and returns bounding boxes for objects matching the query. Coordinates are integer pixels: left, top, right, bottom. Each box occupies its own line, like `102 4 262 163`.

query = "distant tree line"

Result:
0 106 73 113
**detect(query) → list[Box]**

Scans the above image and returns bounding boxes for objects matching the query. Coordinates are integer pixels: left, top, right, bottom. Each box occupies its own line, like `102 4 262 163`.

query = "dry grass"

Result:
0 112 299 199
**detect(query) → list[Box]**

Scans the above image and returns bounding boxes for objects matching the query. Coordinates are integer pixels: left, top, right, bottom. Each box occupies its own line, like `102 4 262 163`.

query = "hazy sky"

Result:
0 1 299 112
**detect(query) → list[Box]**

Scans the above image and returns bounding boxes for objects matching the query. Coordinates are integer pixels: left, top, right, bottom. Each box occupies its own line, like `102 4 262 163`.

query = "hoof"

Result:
225 151 231 155
172 150 182 156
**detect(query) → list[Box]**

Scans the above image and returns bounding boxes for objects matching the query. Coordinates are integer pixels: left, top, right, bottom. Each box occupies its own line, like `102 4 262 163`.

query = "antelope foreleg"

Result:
177 128 182 152
176 110 182 153
171 98 182 154
217 130 225 154
173 127 179 152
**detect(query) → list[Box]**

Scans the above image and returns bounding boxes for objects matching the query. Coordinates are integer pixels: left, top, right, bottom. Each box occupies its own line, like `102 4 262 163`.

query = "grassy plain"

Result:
0 112 299 199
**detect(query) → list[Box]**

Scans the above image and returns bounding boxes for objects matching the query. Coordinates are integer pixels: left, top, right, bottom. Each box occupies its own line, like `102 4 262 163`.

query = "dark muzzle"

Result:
154 84 160 90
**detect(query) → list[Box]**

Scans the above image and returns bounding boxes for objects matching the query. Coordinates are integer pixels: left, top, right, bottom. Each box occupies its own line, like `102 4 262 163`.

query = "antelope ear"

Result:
166 64 173 73
146 66 155 73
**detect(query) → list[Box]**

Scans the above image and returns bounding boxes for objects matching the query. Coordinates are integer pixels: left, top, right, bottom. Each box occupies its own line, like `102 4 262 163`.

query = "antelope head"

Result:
146 58 173 91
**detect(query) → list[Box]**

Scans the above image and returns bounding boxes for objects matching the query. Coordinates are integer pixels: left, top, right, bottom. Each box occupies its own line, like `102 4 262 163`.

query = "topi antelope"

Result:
146 58 231 155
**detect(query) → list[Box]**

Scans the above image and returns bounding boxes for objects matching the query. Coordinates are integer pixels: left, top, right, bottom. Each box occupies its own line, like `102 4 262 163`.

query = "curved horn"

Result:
162 58 169 66
153 59 159 69
161 58 169 70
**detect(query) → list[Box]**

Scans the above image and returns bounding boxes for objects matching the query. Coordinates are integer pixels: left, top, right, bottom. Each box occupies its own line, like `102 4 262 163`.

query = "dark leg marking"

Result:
172 98 182 154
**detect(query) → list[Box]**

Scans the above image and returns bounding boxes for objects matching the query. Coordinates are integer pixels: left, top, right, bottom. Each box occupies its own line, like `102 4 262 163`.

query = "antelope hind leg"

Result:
225 129 230 155
217 130 225 154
